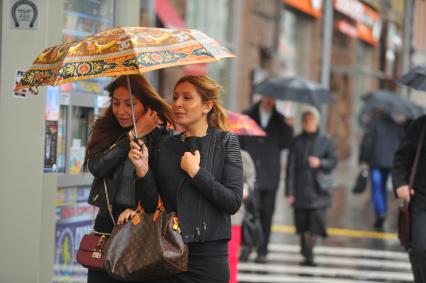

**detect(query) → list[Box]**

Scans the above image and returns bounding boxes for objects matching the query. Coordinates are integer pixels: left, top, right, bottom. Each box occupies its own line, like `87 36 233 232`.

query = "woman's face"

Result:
112 86 145 128
172 82 212 128
302 113 318 133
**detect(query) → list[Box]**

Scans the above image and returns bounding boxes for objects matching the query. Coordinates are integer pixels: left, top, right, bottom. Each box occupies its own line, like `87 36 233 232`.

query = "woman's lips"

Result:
118 119 130 125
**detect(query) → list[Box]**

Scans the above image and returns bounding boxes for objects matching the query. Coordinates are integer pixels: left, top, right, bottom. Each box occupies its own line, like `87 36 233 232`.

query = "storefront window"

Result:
186 0 234 106
63 0 115 42
54 0 115 174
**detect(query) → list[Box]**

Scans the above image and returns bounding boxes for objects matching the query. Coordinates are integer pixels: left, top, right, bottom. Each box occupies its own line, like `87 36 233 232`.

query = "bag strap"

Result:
103 179 116 226
409 123 426 188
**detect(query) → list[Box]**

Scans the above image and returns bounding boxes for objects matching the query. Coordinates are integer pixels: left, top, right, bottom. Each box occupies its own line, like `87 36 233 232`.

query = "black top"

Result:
164 135 205 212
286 131 337 209
392 115 426 209
240 102 293 191
359 116 405 168
138 128 243 243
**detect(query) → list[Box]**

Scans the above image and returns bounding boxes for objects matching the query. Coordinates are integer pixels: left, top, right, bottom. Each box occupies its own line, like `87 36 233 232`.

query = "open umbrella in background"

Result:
358 90 424 127
226 111 266 136
253 76 334 106
15 26 235 137
396 64 426 91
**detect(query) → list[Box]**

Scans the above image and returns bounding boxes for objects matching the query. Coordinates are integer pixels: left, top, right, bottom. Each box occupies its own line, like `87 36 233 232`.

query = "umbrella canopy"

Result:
226 111 266 136
15 26 235 91
253 76 333 106
358 90 424 127
396 64 426 91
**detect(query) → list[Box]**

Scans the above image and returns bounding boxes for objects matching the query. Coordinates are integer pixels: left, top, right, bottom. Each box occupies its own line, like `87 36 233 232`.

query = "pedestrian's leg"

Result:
370 167 386 228
381 169 390 216
254 189 266 259
300 234 307 258
256 190 276 262
300 233 317 266
409 207 426 282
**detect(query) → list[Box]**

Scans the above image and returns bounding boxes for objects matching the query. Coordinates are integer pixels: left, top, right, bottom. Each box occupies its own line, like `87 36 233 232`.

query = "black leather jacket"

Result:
138 128 243 244
88 127 170 233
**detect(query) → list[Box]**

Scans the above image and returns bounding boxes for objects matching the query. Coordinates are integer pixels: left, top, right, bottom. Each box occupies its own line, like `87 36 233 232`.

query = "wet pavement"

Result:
237 155 413 282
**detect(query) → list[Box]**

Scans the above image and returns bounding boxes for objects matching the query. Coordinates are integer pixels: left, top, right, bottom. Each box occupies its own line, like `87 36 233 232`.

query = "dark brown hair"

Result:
174 75 229 131
82 74 174 172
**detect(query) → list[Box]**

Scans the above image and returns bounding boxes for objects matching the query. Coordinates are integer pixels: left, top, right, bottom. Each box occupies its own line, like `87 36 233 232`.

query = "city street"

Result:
237 158 413 283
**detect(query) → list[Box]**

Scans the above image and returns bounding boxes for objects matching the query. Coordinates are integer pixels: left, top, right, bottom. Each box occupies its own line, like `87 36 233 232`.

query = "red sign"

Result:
334 0 381 46
284 0 323 18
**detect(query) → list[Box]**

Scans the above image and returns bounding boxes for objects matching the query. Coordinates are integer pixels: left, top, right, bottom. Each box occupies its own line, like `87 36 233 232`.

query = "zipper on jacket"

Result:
202 222 207 242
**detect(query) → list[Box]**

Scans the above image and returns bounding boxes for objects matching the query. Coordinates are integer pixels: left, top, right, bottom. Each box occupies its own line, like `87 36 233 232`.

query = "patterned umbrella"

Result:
15 26 234 138
227 111 266 136
15 26 234 91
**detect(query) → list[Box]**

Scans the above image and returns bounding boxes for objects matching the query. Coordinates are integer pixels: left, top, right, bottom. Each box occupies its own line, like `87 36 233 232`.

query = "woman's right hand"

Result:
128 132 149 178
396 185 414 203
135 108 159 137
287 196 295 205
117 209 136 225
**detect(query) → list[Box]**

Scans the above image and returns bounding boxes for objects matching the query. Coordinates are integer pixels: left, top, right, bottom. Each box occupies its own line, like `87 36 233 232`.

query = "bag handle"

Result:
135 196 166 222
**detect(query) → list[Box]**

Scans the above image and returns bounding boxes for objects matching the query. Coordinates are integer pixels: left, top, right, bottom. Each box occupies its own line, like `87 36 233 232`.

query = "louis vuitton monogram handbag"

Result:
104 197 188 281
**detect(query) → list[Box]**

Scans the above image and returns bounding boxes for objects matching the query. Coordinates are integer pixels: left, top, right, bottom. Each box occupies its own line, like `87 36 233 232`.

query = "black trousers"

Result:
254 189 277 256
410 205 426 283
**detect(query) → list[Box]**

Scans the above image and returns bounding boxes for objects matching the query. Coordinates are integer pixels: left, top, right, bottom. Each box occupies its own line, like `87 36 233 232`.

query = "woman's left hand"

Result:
117 209 136 225
180 150 200 178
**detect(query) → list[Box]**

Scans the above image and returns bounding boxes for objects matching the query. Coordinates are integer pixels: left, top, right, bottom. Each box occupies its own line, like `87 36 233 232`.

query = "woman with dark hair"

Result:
82 74 174 283
123 75 243 283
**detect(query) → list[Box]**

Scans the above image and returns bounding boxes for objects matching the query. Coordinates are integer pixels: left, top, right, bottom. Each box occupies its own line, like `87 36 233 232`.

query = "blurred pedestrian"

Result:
359 111 405 228
238 149 263 262
82 74 174 283
285 110 337 266
392 115 426 283
239 96 293 263
125 75 243 283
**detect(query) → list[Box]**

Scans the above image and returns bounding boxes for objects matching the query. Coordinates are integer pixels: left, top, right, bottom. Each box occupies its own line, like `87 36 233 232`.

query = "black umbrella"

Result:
253 76 334 106
397 64 426 91
358 90 423 127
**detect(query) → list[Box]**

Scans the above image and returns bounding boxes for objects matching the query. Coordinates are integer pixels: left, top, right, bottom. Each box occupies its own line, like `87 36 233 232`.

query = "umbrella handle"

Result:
126 75 139 139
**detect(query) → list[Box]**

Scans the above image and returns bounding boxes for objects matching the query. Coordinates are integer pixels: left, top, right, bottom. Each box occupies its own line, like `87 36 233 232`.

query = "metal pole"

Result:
320 0 333 133
126 75 139 139
229 0 242 111
402 0 415 98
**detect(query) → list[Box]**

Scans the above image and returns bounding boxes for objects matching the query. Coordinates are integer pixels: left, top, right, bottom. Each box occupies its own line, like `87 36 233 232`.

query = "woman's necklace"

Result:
181 127 208 142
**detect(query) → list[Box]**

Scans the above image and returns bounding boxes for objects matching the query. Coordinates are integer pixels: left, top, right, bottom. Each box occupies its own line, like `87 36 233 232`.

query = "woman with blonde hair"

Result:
121 75 243 282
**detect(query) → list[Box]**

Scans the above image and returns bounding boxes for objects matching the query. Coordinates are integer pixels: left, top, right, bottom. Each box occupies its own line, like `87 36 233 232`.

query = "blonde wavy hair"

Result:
175 75 229 131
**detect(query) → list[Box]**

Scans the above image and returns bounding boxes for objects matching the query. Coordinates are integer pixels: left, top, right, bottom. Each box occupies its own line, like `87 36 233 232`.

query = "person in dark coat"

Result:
286 110 337 266
359 112 405 228
122 75 243 283
392 115 426 283
81 75 174 283
239 96 293 262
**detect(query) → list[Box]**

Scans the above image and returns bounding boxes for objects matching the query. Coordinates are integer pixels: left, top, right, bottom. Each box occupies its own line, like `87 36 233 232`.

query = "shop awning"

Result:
155 0 207 74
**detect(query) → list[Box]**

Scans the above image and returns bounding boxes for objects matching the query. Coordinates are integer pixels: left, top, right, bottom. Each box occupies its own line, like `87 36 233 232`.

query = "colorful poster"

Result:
53 186 94 283
14 70 29 99
44 121 58 173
